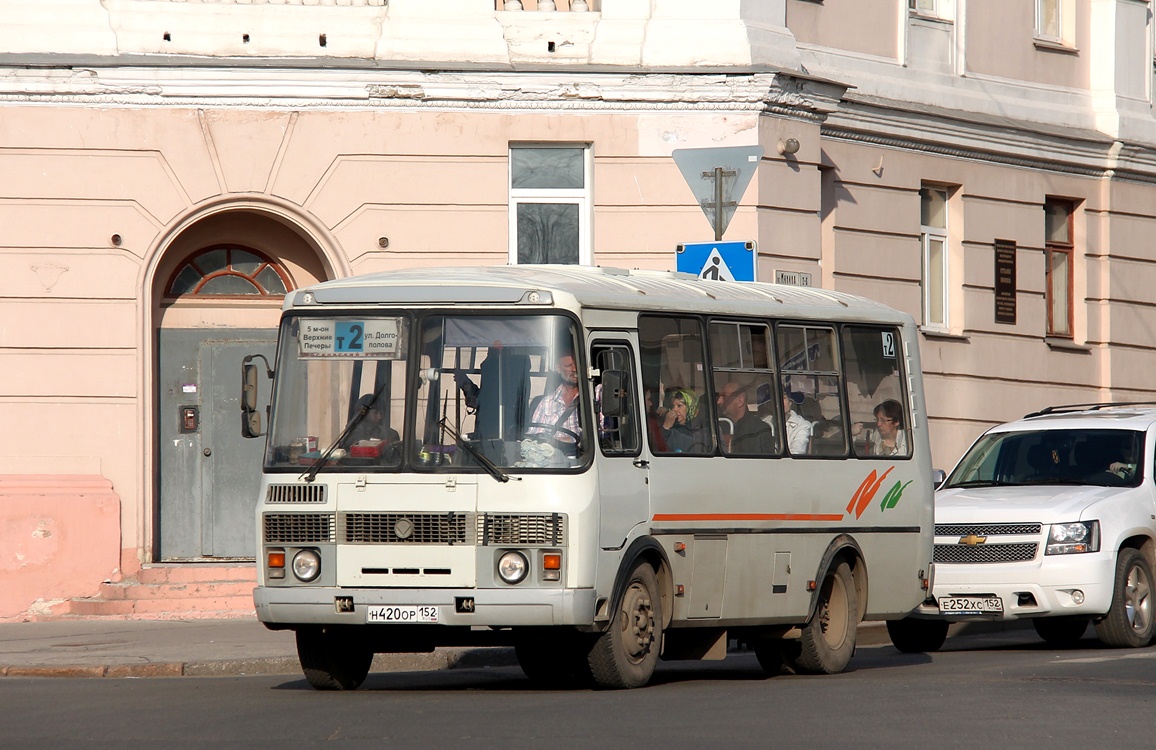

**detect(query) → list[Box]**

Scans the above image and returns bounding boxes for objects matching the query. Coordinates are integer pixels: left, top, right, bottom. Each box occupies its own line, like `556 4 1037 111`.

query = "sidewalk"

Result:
0 618 903 679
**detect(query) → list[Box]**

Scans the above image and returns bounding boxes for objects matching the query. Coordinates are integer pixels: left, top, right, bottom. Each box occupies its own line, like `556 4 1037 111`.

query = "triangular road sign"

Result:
672 146 764 240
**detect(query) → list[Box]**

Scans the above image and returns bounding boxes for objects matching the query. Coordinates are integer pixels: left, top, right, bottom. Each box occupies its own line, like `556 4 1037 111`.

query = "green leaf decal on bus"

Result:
880 480 912 511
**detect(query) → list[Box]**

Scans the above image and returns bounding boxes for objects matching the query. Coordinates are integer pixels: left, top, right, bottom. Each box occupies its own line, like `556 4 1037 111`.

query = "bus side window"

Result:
841 326 911 459
777 324 847 457
639 315 714 456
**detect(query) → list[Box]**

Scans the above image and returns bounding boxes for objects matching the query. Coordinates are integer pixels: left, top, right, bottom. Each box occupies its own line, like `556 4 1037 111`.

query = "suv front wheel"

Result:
1094 548 1156 648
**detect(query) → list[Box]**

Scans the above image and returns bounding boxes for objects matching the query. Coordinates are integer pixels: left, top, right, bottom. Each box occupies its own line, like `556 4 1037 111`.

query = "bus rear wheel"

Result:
588 560 663 689
296 627 374 690
796 560 858 674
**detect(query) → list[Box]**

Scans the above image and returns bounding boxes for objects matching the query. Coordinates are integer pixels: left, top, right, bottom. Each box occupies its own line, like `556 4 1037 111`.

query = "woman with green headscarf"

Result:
661 387 707 453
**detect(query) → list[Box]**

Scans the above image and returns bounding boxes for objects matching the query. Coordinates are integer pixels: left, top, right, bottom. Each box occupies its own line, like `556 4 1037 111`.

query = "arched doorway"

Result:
152 208 333 561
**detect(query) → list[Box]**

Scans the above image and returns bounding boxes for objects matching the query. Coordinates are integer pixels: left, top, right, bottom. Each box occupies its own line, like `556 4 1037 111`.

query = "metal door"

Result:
158 329 275 560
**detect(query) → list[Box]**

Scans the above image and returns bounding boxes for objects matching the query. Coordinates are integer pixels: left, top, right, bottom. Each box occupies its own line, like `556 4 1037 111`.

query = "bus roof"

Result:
286 265 912 324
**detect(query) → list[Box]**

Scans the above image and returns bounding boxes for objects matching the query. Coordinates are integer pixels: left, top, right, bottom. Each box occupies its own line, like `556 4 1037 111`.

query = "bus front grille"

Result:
266 484 328 504
264 513 336 544
341 512 470 544
934 542 1038 564
478 513 565 546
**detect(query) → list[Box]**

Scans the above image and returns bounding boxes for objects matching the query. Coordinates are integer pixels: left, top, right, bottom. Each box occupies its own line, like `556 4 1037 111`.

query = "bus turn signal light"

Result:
268 549 286 579
542 553 561 581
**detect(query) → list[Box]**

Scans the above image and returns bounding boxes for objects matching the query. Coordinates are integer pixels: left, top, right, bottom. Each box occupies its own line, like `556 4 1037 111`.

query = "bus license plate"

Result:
366 605 439 624
938 596 1003 615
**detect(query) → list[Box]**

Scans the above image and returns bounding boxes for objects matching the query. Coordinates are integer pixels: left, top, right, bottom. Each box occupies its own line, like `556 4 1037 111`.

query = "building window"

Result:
909 0 954 20
509 145 591 265
1035 0 1074 47
919 185 950 330
165 245 290 299
1044 198 1075 338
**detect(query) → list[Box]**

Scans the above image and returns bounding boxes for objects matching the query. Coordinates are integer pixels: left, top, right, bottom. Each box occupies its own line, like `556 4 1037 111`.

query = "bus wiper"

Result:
438 418 513 483
300 389 382 483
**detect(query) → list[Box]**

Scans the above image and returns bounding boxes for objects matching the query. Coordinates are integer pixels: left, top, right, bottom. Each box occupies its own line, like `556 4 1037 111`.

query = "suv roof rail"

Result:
1024 401 1156 418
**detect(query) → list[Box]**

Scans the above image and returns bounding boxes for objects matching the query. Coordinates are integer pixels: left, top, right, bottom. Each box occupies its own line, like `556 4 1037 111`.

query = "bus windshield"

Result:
266 312 584 474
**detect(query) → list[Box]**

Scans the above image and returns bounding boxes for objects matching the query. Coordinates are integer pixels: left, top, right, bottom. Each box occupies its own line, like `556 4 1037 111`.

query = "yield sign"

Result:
672 146 764 240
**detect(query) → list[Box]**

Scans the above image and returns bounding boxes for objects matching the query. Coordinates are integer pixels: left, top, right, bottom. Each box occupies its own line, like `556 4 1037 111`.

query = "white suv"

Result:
888 403 1156 652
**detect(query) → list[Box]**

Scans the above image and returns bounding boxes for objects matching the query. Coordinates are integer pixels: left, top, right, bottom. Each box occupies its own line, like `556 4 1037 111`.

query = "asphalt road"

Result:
3 626 1154 749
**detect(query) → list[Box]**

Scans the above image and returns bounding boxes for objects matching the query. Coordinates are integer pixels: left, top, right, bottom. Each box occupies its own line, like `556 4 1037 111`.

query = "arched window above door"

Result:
166 245 292 299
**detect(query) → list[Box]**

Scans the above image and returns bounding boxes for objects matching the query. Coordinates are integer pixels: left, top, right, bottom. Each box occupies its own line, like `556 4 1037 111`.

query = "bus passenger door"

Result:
590 338 650 549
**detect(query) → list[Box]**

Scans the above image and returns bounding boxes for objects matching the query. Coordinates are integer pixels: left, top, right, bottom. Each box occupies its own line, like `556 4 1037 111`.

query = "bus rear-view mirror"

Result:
600 370 627 417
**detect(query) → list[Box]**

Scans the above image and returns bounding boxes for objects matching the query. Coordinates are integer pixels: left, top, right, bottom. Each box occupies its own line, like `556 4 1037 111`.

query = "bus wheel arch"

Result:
797 536 865 675
588 538 670 689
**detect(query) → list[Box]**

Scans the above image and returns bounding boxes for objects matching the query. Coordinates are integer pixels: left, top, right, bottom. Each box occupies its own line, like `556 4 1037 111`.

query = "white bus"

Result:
244 265 935 690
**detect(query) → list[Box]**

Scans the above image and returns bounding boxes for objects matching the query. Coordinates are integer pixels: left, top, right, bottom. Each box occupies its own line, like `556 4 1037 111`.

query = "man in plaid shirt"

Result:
527 352 581 450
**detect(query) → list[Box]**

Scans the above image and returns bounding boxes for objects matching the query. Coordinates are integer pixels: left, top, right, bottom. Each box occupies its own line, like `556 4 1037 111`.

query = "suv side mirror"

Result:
932 468 947 488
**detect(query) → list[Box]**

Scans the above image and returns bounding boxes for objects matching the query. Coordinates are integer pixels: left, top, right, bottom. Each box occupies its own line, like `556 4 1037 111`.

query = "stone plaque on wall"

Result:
994 239 1016 325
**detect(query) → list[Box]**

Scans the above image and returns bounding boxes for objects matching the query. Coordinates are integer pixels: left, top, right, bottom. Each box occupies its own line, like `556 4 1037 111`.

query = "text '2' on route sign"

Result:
677 241 757 282
672 146 764 241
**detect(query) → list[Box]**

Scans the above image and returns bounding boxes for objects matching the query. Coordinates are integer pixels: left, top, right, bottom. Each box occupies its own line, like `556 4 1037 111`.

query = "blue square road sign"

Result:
676 241 757 282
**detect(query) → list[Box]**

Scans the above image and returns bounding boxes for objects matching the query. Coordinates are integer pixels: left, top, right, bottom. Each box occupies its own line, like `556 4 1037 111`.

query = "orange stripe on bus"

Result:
652 513 845 522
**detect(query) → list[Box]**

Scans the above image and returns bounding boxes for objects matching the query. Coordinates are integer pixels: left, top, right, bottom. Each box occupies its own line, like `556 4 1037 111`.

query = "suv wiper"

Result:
438 418 513 483
944 479 1002 488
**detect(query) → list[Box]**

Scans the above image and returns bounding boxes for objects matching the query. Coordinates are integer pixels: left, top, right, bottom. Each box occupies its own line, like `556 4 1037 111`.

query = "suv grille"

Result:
935 523 1042 536
934 542 1038 564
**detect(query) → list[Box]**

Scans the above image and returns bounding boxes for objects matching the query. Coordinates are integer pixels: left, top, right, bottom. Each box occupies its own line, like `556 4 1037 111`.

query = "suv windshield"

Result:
943 428 1144 489
266 312 585 475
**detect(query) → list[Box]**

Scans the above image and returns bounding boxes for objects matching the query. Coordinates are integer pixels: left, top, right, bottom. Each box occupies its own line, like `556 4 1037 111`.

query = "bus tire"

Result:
296 627 373 691
796 559 858 674
1094 547 1156 648
886 617 948 653
588 559 662 689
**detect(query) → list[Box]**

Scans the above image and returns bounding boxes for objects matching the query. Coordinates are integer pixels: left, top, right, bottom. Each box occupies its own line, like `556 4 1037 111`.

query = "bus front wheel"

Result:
796 560 859 674
588 560 663 689
296 627 374 690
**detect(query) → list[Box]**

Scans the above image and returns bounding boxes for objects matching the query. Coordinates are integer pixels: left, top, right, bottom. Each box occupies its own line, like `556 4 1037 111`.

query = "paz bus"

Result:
243 264 935 690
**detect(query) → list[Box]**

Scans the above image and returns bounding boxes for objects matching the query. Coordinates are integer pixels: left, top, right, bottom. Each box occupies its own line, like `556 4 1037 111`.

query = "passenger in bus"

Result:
782 390 813 455
716 382 773 455
526 351 582 453
661 387 707 453
851 400 907 456
344 394 401 460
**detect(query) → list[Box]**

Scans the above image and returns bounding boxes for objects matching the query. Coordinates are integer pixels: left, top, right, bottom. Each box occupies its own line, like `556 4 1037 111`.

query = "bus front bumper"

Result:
253 585 598 628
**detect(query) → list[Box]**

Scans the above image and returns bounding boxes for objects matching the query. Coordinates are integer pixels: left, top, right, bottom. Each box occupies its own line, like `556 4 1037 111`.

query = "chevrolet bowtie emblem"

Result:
959 534 987 546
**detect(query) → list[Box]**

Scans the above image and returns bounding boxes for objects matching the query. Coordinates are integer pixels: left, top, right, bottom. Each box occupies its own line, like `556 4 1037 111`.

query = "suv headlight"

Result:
1046 520 1100 555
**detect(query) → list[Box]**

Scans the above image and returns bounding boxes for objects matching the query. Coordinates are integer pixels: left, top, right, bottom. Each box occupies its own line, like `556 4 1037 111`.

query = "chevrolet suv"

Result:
888 403 1156 652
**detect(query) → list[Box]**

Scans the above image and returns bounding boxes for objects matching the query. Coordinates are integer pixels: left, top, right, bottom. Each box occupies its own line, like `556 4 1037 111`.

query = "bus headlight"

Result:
292 549 322 582
497 551 529 584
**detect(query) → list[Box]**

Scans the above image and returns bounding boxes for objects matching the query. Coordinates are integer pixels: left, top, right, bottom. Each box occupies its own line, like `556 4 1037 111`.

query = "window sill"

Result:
920 328 969 342
909 12 954 25
1044 337 1091 353
1033 38 1079 55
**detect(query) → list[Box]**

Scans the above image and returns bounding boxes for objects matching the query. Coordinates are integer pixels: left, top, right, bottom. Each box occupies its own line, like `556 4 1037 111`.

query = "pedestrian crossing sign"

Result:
676 241 757 282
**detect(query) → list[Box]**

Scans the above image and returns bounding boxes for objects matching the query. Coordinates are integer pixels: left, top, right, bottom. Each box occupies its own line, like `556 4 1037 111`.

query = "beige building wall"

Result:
4 0 1156 617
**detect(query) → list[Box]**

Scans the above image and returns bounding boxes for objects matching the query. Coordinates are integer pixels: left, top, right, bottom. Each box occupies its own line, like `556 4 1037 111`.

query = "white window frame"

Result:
1035 0 1075 48
919 185 950 332
908 0 955 21
508 144 593 266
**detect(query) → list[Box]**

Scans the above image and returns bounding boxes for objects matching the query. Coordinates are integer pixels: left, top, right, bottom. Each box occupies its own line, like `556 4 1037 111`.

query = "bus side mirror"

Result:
600 370 627 417
241 354 273 439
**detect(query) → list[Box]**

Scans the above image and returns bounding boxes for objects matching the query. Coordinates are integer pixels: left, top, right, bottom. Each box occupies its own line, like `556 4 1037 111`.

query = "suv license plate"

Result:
938 596 1003 615
366 605 439 624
